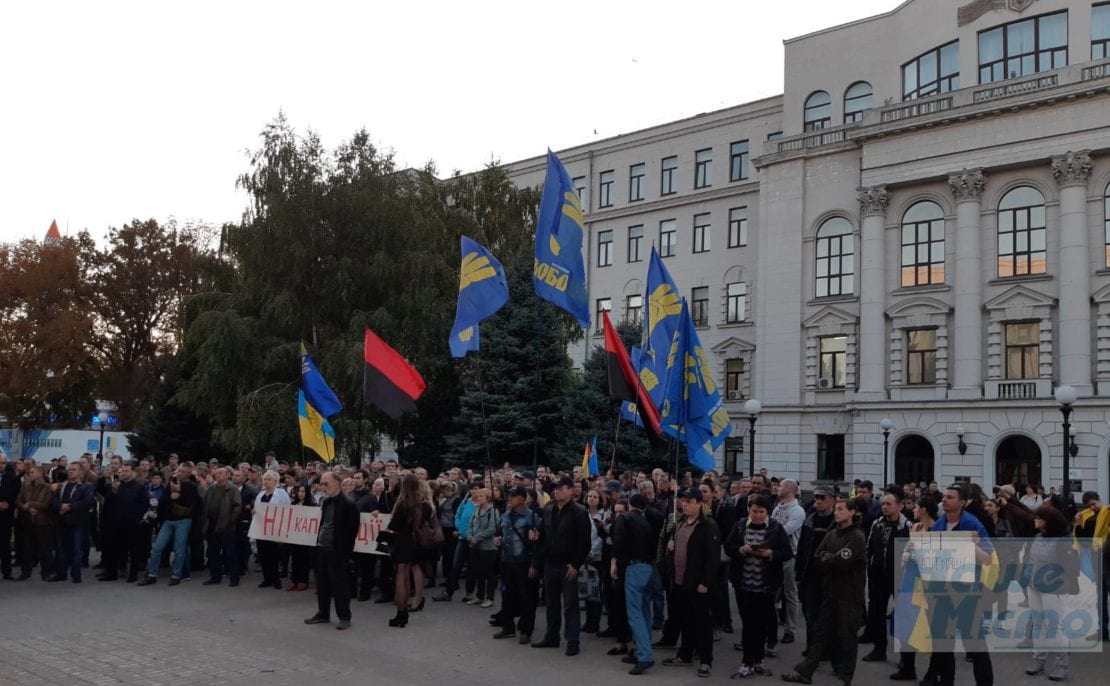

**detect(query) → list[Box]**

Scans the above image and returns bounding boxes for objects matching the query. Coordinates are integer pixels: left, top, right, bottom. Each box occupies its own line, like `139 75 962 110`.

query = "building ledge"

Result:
988 274 1053 287
892 284 951 297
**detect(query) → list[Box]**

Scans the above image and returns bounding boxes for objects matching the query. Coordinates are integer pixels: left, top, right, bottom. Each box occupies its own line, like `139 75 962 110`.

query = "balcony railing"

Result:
775 126 850 154
996 381 1038 400
973 74 1059 103
1083 61 1110 81
880 96 953 123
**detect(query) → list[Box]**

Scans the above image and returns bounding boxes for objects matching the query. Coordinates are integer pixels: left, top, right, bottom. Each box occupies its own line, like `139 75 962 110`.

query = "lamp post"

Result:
1054 384 1077 504
880 418 894 487
96 411 109 459
744 398 762 478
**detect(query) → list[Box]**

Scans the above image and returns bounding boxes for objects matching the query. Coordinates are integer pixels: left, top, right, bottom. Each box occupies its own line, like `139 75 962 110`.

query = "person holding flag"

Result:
534 150 589 328
450 236 510 358
299 344 342 463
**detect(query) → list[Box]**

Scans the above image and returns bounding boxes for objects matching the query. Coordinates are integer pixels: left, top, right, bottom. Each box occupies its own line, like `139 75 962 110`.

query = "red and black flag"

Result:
363 328 426 420
602 311 663 437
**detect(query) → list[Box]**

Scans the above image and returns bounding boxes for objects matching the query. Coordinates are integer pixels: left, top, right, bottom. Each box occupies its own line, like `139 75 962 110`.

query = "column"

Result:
856 185 890 401
949 169 987 400
1053 150 1095 396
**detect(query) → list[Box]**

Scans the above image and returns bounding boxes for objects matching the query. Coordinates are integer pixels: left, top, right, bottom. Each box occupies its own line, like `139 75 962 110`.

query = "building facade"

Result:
502 0 1110 496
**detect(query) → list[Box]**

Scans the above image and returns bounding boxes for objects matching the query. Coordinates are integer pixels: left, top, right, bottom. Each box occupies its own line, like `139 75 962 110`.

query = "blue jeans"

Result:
625 563 662 663
56 525 89 581
147 519 191 579
651 567 666 624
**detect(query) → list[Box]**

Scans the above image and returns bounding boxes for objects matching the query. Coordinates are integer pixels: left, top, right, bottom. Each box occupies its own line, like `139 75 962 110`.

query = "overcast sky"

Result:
0 0 900 245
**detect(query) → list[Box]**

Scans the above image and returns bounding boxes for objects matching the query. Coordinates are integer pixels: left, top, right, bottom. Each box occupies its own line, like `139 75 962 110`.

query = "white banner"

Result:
248 502 392 555
908 530 977 583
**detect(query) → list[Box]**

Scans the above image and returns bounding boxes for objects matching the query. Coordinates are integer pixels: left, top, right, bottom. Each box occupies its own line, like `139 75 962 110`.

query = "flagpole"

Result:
354 393 364 466
472 355 495 483
609 409 621 478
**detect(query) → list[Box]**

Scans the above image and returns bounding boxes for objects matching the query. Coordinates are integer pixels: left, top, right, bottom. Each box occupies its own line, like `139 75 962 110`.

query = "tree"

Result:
0 233 100 427
92 218 206 426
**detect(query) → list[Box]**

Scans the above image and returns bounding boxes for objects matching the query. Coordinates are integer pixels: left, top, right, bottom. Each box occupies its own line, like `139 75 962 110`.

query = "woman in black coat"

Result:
385 474 433 627
723 494 792 678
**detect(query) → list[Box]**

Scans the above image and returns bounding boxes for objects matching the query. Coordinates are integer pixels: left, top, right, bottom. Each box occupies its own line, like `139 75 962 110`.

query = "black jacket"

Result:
98 478 148 524
706 499 737 560
0 464 19 518
51 481 96 527
612 509 656 569
533 499 591 571
321 493 360 558
724 517 793 591
813 523 866 604
669 513 721 591
158 480 201 522
796 509 835 583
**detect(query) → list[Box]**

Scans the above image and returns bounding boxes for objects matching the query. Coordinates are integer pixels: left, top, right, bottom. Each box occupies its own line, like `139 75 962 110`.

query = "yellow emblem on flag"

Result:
459 252 498 291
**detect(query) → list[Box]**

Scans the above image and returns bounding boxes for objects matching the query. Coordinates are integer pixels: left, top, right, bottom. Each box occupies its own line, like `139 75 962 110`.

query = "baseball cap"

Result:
509 485 529 499
677 487 702 502
604 479 622 493
813 485 835 498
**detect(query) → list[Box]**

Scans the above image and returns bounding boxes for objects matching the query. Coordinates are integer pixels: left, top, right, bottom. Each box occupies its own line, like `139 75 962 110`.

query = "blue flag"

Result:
659 300 732 472
450 236 510 358
300 344 342 418
298 389 337 462
638 247 683 406
534 150 590 328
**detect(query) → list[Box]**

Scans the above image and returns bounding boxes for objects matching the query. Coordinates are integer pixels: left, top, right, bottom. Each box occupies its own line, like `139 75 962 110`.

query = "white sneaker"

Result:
480 599 494 608
730 665 755 679
753 662 771 676
465 597 481 605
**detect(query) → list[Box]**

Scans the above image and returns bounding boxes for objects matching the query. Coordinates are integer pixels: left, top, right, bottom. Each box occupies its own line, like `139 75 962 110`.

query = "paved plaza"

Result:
0 568 1105 686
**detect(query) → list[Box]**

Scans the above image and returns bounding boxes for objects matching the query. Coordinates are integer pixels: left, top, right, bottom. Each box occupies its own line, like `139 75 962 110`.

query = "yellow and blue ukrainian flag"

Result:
534 150 589 328
581 436 599 477
450 236 510 358
298 389 336 462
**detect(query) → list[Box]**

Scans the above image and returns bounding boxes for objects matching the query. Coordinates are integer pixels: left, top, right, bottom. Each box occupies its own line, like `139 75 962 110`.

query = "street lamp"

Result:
744 398 762 478
1068 425 1079 458
1054 384 1077 503
956 424 968 456
96 411 109 459
879 418 894 486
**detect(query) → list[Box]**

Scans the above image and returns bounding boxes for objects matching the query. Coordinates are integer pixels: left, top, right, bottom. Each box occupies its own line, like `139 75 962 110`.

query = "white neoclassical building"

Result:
501 0 1110 498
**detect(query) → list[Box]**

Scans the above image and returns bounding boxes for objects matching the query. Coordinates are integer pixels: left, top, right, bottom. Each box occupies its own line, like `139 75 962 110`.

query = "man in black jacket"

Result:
96 462 149 582
306 472 359 630
796 485 837 653
531 476 591 656
613 492 662 675
0 456 19 580
662 487 721 678
48 464 96 583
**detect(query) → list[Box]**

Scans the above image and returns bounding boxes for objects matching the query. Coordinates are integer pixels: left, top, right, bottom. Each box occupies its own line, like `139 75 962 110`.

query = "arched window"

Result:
815 217 854 298
1104 183 1110 267
997 186 1046 277
804 91 831 131
843 82 873 124
901 201 945 287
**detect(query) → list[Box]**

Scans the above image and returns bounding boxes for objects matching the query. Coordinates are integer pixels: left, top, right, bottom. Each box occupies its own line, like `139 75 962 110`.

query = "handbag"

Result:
577 563 601 601
417 516 445 549
375 529 396 556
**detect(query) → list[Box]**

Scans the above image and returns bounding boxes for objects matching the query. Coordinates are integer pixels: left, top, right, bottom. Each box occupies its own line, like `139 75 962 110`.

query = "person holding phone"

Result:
724 494 791 678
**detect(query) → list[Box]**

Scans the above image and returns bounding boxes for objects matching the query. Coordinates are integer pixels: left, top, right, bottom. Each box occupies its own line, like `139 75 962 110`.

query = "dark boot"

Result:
388 609 409 628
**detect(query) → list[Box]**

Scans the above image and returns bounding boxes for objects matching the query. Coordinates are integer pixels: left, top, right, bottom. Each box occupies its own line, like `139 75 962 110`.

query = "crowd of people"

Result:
1 450 1107 685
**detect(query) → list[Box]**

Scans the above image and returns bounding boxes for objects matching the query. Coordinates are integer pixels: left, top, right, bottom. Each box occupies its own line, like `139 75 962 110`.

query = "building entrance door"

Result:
894 434 934 486
995 435 1041 488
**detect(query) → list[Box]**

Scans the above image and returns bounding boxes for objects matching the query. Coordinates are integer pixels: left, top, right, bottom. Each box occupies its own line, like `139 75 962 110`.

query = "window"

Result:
906 329 937 385
625 294 643 326
694 148 712 188
573 176 587 206
724 436 744 475
902 40 959 100
817 434 846 481
1004 322 1040 379
1104 184 1110 267
815 217 854 297
843 82 873 123
726 282 747 323
598 170 614 208
819 336 848 388
900 201 945 287
691 287 709 326
767 131 783 141
728 208 748 248
997 186 1047 277
629 163 645 202
729 141 750 181
692 213 711 253
661 156 677 195
978 11 1067 84
725 358 744 397
597 229 613 267
1095 3 1110 59
628 225 644 263
595 298 611 332
659 220 677 257
803 91 831 131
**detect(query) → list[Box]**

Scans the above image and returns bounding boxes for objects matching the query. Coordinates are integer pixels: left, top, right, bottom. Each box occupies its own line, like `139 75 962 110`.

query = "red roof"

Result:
45 220 61 240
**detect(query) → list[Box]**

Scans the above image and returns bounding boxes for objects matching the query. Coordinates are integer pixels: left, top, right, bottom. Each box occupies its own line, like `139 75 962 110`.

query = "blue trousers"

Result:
55 525 89 581
147 519 191 579
625 563 662 663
